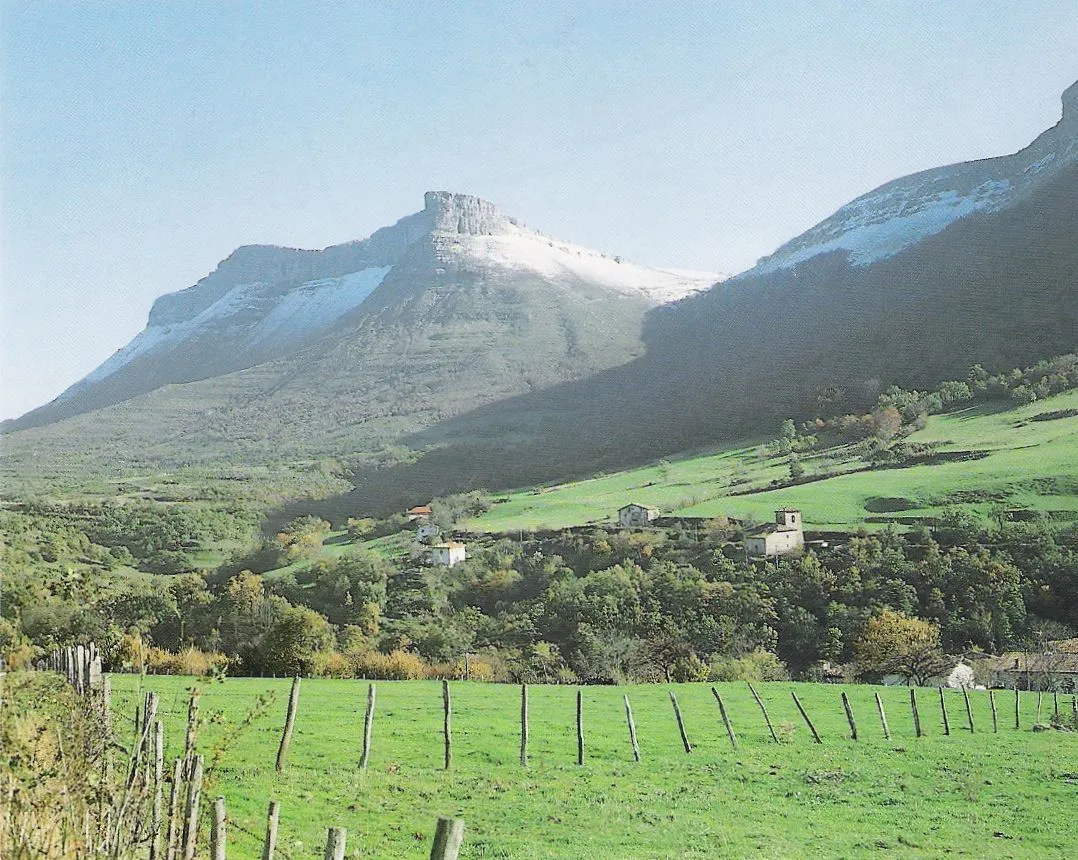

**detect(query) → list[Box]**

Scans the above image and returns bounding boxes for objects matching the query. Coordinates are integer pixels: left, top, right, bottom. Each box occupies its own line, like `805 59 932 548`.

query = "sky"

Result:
2 1 1076 420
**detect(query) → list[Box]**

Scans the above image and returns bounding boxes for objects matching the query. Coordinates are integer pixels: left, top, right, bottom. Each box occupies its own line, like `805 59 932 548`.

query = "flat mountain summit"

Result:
8 192 716 435
2 193 717 474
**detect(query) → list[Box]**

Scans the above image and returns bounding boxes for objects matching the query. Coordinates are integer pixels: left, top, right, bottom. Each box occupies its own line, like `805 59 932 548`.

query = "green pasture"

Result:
468 391 1078 533
110 675 1078 858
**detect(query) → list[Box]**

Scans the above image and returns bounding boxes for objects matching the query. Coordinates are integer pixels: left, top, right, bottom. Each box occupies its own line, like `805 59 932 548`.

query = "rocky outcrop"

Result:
424 191 511 235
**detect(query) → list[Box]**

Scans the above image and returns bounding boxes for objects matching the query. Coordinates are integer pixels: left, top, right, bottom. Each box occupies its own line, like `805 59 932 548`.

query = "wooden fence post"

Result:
359 683 376 770
1036 691 1043 724
841 692 858 741
101 675 113 730
623 695 641 762
323 827 346 860
261 800 280 860
75 644 86 694
165 757 183 860
669 691 692 753
1014 686 1020 730
576 689 584 766
711 687 738 749
747 682 779 743
791 692 822 744
962 687 975 733
990 689 998 733
275 676 301 773
1053 691 1059 719
520 684 529 767
184 690 201 769
910 688 922 738
181 754 204 860
938 687 950 736
150 720 165 860
430 817 465 860
210 797 226 860
442 680 452 771
874 693 890 740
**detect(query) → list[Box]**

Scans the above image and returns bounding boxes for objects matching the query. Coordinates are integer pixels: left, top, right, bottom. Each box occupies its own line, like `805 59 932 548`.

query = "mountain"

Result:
5 82 1075 512
329 80 1078 510
1 192 717 471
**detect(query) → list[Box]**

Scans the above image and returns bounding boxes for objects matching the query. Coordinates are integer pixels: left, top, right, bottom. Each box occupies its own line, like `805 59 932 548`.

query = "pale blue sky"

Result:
2 1 1076 419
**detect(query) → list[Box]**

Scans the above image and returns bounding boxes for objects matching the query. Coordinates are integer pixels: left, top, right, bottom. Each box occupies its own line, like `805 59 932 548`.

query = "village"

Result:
402 500 1078 695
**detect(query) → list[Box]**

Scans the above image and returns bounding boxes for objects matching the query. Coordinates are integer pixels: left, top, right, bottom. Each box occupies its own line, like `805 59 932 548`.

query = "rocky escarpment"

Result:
424 190 512 236
750 80 1078 275
148 193 509 327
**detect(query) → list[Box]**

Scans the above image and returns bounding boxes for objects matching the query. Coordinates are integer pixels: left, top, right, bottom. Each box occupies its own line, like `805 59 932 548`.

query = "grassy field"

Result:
465 391 1078 534
109 675 1077 858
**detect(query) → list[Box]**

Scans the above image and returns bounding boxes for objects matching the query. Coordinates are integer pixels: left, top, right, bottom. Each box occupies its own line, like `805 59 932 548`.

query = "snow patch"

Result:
67 267 392 390
755 177 1014 274
448 227 719 303
247 267 391 345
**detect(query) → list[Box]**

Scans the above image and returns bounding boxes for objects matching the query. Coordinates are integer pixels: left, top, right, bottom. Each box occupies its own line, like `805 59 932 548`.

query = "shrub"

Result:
671 654 709 683
313 650 352 678
144 645 228 676
350 649 427 680
709 649 789 682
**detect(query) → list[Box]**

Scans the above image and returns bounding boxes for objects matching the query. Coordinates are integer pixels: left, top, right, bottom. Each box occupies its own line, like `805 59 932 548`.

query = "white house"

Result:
881 659 980 689
619 503 660 528
430 542 467 567
745 509 805 557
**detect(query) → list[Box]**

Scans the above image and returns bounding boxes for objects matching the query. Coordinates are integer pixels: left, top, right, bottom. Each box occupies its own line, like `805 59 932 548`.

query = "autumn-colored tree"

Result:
276 515 331 561
871 406 903 443
854 609 951 685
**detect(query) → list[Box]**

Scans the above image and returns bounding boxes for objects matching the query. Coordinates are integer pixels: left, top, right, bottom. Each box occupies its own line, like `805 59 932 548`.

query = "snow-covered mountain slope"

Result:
443 228 716 303
8 191 719 432
750 80 1078 275
73 267 392 391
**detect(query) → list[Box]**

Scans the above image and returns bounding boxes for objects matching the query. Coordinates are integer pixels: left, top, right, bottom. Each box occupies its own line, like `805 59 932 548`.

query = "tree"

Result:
257 605 334 676
871 406 903 444
276 516 331 561
854 610 950 685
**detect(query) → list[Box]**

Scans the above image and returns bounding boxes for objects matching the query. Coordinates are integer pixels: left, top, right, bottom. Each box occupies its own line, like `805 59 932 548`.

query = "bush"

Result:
349 649 428 680
709 649 789 682
671 654 709 682
312 650 352 678
144 645 228 676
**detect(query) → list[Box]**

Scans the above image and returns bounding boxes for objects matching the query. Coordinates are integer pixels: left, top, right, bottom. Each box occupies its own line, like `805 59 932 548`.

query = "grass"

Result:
108 675 1078 858
467 390 1078 534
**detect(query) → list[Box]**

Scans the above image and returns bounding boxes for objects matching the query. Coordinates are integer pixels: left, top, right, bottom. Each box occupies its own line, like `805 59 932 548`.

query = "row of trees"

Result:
802 352 1078 446
5 503 1076 683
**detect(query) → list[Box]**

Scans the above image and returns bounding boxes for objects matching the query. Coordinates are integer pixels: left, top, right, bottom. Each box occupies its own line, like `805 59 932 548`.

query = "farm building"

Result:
406 504 432 521
619 503 660 528
745 508 805 557
430 542 467 567
978 638 1078 692
882 659 977 689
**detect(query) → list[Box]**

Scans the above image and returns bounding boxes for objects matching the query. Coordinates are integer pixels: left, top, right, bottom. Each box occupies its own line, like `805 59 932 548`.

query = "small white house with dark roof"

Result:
619 503 660 528
745 508 805 558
